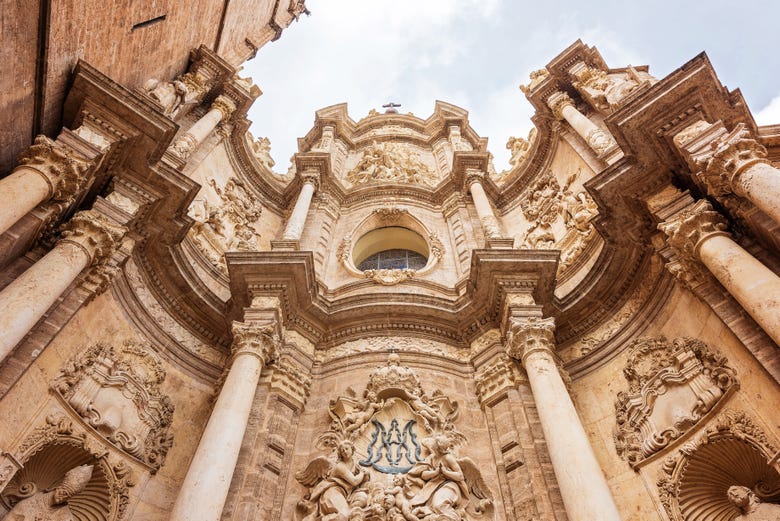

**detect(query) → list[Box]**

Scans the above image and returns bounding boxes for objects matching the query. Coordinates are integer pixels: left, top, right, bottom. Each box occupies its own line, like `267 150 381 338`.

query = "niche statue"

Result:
3 464 93 521
727 486 780 521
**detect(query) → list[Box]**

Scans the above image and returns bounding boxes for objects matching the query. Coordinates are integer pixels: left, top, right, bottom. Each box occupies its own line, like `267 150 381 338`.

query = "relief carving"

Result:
3 464 93 521
474 355 521 406
506 128 537 170
614 336 737 468
245 131 276 171
51 342 175 471
571 63 642 110
18 136 91 212
657 410 780 521
143 67 209 118
295 354 493 520
345 142 438 187
188 177 263 274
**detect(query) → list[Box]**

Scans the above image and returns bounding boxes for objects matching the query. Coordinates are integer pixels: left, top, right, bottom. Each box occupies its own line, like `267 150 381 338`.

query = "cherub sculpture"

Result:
727 485 780 521
295 440 369 521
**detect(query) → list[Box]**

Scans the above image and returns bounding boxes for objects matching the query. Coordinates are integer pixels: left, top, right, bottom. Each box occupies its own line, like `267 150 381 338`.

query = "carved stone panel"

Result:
294 354 494 520
614 336 737 467
51 342 175 471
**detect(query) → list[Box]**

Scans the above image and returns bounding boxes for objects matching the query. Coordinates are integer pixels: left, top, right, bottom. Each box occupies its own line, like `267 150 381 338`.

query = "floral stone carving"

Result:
51 342 175 471
614 336 737 467
345 142 438 187
295 354 494 520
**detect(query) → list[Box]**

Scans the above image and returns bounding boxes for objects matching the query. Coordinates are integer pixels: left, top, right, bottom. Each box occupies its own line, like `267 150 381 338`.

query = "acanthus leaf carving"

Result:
50 341 175 472
614 336 737 468
18 136 91 208
474 355 522 407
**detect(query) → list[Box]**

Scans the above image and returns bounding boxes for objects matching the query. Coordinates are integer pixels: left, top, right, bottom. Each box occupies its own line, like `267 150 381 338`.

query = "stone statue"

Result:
404 434 493 520
3 464 93 521
727 485 780 521
143 79 189 116
295 440 369 521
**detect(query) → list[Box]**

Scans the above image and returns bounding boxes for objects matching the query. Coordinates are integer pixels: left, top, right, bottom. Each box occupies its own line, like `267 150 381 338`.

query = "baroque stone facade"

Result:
1 12 779 521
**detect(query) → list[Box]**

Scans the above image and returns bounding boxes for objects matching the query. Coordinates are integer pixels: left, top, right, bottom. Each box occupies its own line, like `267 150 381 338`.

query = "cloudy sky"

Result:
244 0 780 172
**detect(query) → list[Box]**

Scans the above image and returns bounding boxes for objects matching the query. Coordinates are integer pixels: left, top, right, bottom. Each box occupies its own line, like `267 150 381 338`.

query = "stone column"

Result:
169 94 236 159
506 316 622 521
659 199 780 346
547 91 617 157
0 136 89 236
675 121 780 225
466 169 503 240
0 210 126 363
281 170 319 241
169 320 279 521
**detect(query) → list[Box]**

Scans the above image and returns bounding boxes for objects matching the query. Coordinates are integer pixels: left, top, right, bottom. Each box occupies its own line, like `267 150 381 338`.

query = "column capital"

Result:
505 316 556 364
464 167 486 187
674 121 770 197
230 320 279 364
211 94 237 122
658 199 729 261
474 354 522 407
269 357 311 410
17 135 91 203
60 210 127 266
546 91 575 120
300 168 321 191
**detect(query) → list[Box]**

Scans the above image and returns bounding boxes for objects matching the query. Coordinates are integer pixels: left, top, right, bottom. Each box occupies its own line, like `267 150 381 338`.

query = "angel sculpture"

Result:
404 434 493 520
295 440 369 521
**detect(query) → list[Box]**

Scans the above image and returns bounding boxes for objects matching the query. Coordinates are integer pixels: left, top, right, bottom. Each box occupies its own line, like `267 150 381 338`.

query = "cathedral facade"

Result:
0 3 779 520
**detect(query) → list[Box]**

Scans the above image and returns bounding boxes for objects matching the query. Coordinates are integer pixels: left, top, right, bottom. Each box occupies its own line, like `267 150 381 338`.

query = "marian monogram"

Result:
359 419 422 474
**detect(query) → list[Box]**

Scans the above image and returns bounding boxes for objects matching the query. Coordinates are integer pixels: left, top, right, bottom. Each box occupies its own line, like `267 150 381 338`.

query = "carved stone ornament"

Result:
60 210 128 267
657 410 780 521
585 127 618 156
143 67 209 118
18 135 91 206
245 131 276 171
187 176 263 274
345 141 438 187
474 355 522 407
505 317 556 363
520 68 549 94
230 320 279 364
506 128 537 170
295 354 494 521
363 268 415 285
613 336 737 468
2 413 137 521
546 92 576 121
269 357 312 409
50 341 175 471
658 199 729 263
211 94 237 123
571 62 641 111
519 169 563 224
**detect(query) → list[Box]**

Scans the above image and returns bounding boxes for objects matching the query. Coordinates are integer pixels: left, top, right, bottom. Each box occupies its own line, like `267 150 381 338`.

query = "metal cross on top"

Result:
382 102 401 114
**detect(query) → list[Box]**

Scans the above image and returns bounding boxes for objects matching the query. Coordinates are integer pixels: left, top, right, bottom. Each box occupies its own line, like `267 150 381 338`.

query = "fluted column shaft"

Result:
467 170 502 239
282 172 318 240
660 199 780 345
0 210 125 362
169 321 278 521
170 95 236 159
507 317 622 521
0 136 89 235
675 122 780 225
547 91 617 157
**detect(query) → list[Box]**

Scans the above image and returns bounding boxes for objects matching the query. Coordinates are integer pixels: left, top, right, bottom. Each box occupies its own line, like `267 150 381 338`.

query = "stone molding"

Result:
505 316 556 364
212 94 238 122
50 341 175 471
230 320 280 364
60 209 128 266
269 356 311 409
613 336 737 468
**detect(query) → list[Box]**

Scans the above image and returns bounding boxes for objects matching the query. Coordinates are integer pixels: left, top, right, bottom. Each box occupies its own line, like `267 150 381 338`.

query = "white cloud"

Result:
755 94 780 126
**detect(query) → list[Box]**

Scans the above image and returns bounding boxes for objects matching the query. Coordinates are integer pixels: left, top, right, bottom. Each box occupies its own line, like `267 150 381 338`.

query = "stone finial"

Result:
211 94 237 122
658 199 729 261
546 91 576 120
18 135 91 203
506 316 556 363
230 320 279 364
60 210 128 266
